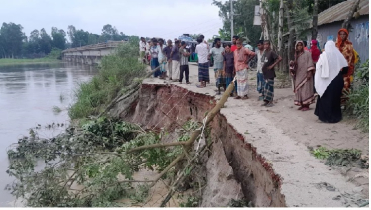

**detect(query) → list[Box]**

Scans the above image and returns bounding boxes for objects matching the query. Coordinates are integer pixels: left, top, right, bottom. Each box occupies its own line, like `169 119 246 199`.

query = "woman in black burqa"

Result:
314 40 349 123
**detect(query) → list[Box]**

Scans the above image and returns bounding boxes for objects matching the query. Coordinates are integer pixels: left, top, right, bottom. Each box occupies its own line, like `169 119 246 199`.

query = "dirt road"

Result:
143 62 369 207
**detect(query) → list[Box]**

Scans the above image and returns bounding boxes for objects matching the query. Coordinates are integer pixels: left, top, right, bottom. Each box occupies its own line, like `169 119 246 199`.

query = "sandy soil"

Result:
143 62 369 207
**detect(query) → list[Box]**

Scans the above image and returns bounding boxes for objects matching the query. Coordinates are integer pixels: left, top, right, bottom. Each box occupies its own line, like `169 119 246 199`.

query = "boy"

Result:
261 40 282 107
179 41 191 84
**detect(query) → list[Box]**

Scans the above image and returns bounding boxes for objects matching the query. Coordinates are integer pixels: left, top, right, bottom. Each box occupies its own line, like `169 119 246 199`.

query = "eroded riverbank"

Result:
110 63 368 207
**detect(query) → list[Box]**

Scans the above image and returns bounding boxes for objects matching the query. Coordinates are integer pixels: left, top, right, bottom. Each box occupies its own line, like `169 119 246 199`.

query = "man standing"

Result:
261 40 282 107
170 40 181 82
163 40 173 80
149 38 160 78
233 39 256 99
139 37 146 63
157 38 167 79
256 40 265 100
179 41 191 84
195 37 210 88
209 38 225 93
231 35 239 52
145 40 151 64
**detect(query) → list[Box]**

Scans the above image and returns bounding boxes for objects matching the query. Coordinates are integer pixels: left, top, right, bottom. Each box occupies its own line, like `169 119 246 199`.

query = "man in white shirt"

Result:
195 36 210 88
139 37 146 63
157 38 167 79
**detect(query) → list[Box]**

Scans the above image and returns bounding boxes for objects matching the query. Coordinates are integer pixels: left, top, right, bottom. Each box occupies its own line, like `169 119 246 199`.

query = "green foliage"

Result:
0 22 25 58
68 39 146 119
6 117 187 207
355 60 369 83
228 199 252 207
346 60 369 132
212 0 262 45
179 196 199 207
46 48 62 59
0 58 59 66
311 147 329 159
326 148 362 167
129 184 151 203
311 146 363 167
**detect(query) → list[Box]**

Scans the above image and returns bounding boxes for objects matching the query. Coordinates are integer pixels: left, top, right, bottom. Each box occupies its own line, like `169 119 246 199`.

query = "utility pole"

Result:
230 0 234 41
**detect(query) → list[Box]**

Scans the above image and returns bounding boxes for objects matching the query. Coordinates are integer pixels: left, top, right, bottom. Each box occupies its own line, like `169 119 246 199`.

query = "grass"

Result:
310 146 365 167
345 60 369 132
0 58 60 66
68 37 147 120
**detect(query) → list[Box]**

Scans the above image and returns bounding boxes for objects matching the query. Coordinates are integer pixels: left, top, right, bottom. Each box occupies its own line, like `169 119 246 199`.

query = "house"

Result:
307 0 369 62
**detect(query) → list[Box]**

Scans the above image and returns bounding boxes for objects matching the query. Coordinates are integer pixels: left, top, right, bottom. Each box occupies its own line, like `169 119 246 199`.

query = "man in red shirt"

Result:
231 35 239 52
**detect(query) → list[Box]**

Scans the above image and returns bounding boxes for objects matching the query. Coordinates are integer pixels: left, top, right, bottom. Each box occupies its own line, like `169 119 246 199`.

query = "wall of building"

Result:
306 15 369 62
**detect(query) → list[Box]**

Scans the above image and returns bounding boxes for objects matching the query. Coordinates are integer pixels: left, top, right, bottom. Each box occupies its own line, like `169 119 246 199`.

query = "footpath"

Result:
143 62 369 207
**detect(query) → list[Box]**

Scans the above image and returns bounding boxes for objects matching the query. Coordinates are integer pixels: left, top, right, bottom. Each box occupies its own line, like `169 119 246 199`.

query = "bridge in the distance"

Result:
61 41 125 65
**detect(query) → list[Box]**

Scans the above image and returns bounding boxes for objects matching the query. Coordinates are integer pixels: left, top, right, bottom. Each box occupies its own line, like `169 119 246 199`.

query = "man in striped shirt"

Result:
179 41 191 84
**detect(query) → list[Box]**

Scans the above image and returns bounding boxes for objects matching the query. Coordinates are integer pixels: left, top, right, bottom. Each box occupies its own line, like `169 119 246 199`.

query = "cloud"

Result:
0 0 224 41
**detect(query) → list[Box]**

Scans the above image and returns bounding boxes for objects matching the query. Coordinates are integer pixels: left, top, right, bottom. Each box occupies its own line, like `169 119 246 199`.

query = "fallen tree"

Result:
7 73 236 207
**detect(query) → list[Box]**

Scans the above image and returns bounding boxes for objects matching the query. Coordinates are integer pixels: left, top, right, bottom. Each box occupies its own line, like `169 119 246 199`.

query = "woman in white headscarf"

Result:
314 40 348 123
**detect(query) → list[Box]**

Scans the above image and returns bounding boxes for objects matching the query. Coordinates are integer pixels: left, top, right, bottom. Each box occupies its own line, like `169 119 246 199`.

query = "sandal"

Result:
234 96 241 99
298 106 303 110
301 107 310 111
242 96 249 100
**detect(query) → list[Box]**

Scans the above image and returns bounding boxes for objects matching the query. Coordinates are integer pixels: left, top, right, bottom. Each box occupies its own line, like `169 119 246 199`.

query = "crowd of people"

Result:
139 28 357 123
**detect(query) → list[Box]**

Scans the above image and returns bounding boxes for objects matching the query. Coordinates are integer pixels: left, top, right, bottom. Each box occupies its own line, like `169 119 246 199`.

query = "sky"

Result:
0 0 227 42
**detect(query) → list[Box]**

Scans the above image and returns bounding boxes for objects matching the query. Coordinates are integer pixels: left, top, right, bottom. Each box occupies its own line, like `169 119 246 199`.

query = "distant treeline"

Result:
0 23 133 59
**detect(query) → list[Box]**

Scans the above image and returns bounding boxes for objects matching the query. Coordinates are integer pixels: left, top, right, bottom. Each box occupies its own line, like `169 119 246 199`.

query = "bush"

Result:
346 60 369 132
47 48 62 59
68 37 146 119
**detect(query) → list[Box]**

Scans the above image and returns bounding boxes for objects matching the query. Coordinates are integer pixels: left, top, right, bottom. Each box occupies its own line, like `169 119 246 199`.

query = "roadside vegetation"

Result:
345 60 369 132
310 146 368 169
68 37 147 119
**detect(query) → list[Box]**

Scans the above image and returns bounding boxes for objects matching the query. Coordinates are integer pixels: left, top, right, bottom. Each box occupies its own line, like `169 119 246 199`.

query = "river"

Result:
0 62 98 206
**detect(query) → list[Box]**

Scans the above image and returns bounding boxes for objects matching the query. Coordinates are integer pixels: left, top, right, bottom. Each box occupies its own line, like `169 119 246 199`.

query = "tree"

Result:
0 22 25 58
67 25 76 44
311 0 319 40
342 0 361 31
67 25 89 48
39 28 52 54
51 27 66 50
212 0 262 45
88 33 100 45
99 24 120 42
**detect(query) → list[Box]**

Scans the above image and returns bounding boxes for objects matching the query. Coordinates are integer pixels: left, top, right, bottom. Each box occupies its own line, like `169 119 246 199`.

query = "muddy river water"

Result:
0 62 98 206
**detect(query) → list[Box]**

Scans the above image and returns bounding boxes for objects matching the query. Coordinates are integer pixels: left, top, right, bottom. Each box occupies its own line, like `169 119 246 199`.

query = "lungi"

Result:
198 62 210 82
236 68 249 96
